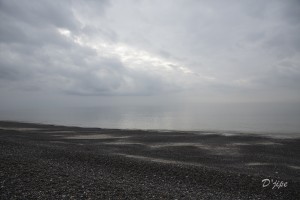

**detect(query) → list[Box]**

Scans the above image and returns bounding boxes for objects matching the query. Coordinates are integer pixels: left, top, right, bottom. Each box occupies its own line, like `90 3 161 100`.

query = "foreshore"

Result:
0 121 299 199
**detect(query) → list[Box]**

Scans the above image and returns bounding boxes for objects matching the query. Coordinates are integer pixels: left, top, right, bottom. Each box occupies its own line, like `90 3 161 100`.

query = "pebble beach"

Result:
0 121 299 199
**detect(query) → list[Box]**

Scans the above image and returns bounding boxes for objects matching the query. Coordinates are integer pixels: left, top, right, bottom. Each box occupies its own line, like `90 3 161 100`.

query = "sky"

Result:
0 0 300 110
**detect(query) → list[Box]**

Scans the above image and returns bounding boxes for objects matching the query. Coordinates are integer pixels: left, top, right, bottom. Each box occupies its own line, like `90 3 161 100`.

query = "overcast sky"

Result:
0 0 300 109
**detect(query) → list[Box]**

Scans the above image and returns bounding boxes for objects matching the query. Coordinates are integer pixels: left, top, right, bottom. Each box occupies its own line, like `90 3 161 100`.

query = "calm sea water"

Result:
1 102 300 135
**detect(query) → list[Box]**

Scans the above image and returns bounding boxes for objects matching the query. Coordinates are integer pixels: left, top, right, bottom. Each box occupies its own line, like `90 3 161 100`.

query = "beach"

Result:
0 121 299 199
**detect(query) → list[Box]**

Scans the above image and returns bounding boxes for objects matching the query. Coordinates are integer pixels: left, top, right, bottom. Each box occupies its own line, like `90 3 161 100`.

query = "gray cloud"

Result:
0 0 78 29
0 0 299 103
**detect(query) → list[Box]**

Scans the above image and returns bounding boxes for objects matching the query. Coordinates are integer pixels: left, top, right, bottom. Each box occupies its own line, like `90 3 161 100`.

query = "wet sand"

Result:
0 121 299 199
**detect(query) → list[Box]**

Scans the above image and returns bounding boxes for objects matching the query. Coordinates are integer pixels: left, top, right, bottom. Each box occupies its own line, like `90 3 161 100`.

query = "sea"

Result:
1 102 300 136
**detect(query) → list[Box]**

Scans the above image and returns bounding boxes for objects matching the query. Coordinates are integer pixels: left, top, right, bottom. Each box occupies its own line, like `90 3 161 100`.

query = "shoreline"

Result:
0 121 299 199
1 119 299 139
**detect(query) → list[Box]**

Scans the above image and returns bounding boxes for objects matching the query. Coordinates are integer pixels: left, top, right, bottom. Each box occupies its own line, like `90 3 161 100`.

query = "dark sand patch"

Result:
64 134 130 140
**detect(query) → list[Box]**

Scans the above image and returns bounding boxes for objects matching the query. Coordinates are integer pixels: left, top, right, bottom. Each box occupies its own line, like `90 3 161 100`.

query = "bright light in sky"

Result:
57 27 196 75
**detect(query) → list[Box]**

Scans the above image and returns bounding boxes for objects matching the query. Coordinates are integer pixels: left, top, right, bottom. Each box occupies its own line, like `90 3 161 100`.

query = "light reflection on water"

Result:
1 103 300 134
